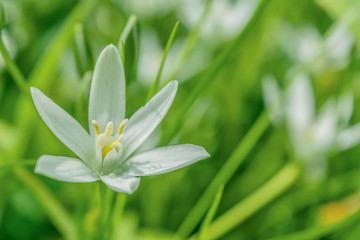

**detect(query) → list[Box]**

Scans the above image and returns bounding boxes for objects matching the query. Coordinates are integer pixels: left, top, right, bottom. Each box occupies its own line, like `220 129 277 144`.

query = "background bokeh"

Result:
2 0 360 239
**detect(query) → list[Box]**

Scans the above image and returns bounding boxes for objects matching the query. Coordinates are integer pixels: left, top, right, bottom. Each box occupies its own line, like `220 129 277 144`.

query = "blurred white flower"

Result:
137 27 210 86
262 74 359 179
178 0 259 45
31 45 209 194
275 21 354 72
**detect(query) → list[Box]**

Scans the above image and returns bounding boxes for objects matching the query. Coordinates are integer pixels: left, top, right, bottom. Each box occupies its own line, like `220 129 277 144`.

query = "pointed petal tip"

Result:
30 87 40 98
169 80 178 89
103 44 119 54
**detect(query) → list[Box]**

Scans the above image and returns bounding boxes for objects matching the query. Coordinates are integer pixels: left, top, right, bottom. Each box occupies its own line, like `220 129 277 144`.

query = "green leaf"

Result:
177 111 270 237
146 21 179 101
117 15 140 83
197 185 224 240
205 162 300 240
73 23 93 76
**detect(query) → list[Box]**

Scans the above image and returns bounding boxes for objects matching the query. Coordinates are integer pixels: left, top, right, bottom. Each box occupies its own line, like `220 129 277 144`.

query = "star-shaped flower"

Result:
262 74 360 180
31 44 209 194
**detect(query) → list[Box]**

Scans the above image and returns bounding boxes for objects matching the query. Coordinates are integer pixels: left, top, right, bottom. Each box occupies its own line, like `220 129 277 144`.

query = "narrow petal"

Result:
125 144 209 176
286 75 315 140
122 81 178 160
31 87 93 164
311 99 337 152
101 174 140 194
35 155 99 182
337 123 360 150
336 91 353 128
261 75 283 125
88 44 126 134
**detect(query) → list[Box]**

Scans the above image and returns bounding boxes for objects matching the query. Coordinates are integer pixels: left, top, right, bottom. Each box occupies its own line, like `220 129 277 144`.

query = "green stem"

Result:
146 21 179 101
268 207 360 240
117 15 137 48
160 0 269 145
177 111 270 237
0 32 30 97
110 193 127 240
204 162 300 240
14 168 77 240
197 185 224 240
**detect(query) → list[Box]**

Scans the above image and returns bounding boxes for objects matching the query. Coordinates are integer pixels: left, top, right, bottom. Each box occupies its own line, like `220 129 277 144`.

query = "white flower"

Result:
263 74 360 180
31 44 210 194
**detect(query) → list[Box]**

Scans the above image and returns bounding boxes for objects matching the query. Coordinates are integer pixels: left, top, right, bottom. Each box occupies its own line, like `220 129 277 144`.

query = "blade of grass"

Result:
14 168 77 240
160 0 269 145
117 15 137 48
165 0 213 84
73 23 93 76
29 0 97 89
146 21 179 101
10 0 98 159
110 193 127 240
203 162 300 240
117 15 139 82
0 32 30 97
196 185 224 240
267 207 360 240
177 111 270 237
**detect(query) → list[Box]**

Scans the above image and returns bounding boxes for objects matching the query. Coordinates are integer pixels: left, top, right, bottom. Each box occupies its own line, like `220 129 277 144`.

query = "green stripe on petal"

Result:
125 144 209 176
88 44 126 134
35 155 99 182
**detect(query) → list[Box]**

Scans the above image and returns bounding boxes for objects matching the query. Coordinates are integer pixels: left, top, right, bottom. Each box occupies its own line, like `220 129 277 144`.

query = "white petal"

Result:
310 99 337 152
88 44 126 134
122 81 178 160
337 123 360 150
35 155 99 182
336 91 353 128
286 75 315 138
261 75 283 125
101 174 140 194
102 148 120 174
31 87 93 164
125 144 209 176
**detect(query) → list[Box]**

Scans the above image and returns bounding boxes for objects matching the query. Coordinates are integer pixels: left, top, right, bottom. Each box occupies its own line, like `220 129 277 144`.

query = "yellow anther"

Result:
111 141 121 148
105 122 113 136
117 135 124 143
97 134 105 147
117 119 128 134
92 120 101 135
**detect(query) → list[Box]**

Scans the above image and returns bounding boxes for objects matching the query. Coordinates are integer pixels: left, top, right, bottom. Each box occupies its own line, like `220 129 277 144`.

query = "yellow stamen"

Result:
117 135 124 143
117 119 128 134
111 141 121 148
97 134 105 146
92 120 101 135
101 145 112 158
105 122 113 136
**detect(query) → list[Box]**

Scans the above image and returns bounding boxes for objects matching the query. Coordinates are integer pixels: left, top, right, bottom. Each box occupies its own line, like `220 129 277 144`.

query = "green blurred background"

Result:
2 0 360 239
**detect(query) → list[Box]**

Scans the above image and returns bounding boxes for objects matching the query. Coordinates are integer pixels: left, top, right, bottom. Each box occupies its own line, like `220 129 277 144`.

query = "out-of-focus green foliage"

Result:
1 0 360 239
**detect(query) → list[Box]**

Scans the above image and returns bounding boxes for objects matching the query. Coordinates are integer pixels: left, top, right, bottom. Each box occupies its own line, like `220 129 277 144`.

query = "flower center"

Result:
92 119 128 158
